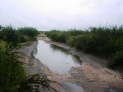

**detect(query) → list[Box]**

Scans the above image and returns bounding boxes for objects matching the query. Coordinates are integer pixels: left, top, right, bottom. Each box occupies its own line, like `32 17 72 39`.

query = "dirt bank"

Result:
71 63 123 92
38 36 123 92
17 41 84 92
17 41 44 75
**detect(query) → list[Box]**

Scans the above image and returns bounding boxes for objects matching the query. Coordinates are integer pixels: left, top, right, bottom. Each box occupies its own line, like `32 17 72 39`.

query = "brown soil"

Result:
38 36 123 92
18 36 123 92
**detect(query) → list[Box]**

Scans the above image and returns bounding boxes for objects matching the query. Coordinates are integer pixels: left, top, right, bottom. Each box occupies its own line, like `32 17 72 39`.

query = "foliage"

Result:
0 26 39 47
0 27 20 47
45 26 123 68
0 26 39 92
18 27 39 40
0 41 26 92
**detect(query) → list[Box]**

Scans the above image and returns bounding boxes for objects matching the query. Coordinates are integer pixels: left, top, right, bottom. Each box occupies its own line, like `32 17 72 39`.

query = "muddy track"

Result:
18 37 123 92
18 41 83 92
38 36 123 92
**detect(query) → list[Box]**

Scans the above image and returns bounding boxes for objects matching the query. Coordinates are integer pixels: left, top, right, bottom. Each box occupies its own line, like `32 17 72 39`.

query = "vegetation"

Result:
0 41 26 92
0 25 123 91
18 27 39 42
45 27 123 69
0 26 39 47
0 26 39 92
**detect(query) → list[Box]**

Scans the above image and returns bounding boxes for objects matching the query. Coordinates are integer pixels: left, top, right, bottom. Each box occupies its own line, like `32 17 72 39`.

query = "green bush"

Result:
66 36 76 46
0 41 26 92
18 27 39 40
45 26 123 68
46 30 67 43
0 27 21 46
0 26 39 47
0 26 39 92
111 50 123 67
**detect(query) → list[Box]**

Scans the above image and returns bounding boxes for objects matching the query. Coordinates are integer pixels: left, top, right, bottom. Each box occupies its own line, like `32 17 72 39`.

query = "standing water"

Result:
34 40 84 92
34 40 118 92
34 40 81 74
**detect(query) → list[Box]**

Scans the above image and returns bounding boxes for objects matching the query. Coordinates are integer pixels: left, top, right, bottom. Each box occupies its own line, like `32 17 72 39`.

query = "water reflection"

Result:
51 45 69 54
51 45 81 64
34 40 81 74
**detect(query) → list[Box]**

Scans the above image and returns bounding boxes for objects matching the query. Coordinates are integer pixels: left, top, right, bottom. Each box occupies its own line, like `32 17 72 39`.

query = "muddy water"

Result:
34 40 81 74
34 40 84 92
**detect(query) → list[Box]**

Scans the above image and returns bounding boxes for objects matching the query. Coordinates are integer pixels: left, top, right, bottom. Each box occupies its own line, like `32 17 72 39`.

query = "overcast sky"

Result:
0 0 123 30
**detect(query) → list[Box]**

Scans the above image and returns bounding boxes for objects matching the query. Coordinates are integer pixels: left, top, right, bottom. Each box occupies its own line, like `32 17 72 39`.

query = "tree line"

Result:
0 26 39 92
45 26 123 69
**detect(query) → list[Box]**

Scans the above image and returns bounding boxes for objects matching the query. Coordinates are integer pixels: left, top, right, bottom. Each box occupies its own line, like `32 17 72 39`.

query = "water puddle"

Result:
34 40 81 74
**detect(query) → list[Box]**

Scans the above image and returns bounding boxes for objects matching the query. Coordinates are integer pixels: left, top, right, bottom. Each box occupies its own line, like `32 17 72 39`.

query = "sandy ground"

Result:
18 41 84 92
71 63 123 92
18 36 123 92
38 36 123 92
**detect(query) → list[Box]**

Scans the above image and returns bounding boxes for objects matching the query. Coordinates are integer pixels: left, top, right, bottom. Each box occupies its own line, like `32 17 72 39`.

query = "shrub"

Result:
45 26 123 69
110 50 123 67
18 27 39 40
0 41 26 92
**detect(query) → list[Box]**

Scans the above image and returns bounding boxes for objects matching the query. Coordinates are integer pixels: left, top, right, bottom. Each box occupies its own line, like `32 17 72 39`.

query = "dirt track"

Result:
18 37 123 92
38 36 123 92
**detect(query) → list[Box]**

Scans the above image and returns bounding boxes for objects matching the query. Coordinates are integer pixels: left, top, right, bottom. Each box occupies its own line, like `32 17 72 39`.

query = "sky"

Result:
0 0 123 31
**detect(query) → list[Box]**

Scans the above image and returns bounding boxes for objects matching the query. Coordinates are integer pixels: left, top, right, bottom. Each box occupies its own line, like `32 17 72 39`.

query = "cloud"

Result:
0 0 123 30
